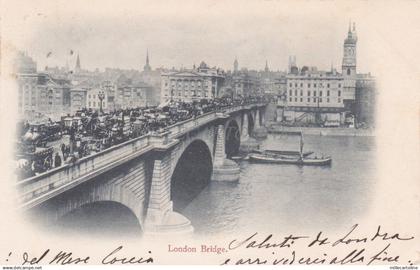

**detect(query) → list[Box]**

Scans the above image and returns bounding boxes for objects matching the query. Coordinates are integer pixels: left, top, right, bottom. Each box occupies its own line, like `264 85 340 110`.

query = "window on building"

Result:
313 91 317 96
347 68 351 75
294 90 297 96
313 98 316 103
295 83 297 87
300 83 303 87
289 97 292 102
289 90 292 96
338 90 341 97
338 98 341 103
88 102 91 107
338 83 341 88
300 98 303 102
327 98 330 103
93 102 96 107
300 90 303 96
307 91 311 96
327 90 330 96
319 91 323 96
289 83 292 87
314 83 317 87
319 98 322 103
307 98 310 102
295 98 297 102
327 83 330 88
308 83 311 88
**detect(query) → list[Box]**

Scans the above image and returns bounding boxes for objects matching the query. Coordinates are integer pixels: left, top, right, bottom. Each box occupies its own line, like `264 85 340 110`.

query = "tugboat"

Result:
248 132 332 166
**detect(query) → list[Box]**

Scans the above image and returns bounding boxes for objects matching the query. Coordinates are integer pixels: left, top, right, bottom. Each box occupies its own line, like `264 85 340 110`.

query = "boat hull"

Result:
248 154 332 166
252 149 313 158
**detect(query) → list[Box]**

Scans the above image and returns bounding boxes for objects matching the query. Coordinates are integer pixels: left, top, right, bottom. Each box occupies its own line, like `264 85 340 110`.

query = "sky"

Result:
1 0 418 74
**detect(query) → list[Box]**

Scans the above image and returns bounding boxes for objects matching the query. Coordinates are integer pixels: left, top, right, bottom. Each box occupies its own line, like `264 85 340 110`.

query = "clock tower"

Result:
342 22 358 101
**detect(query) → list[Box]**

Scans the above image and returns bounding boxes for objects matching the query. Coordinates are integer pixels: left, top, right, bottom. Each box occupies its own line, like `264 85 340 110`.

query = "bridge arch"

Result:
33 159 151 236
225 119 241 158
55 201 142 236
170 139 213 211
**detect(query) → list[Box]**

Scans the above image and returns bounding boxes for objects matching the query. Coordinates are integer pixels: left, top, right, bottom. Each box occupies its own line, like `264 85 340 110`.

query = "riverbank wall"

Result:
266 123 375 137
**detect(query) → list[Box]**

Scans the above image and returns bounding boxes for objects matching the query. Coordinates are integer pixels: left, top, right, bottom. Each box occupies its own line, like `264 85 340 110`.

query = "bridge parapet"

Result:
167 111 217 139
17 135 153 210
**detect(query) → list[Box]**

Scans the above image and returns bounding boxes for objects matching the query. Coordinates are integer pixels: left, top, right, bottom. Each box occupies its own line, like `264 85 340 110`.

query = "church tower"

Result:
342 22 358 101
264 60 269 73
233 57 238 73
342 22 357 77
144 50 152 72
75 53 81 73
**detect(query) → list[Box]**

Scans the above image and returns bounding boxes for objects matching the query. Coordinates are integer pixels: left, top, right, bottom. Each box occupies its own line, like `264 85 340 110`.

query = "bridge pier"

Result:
211 121 240 182
144 133 194 236
252 108 268 139
239 112 260 152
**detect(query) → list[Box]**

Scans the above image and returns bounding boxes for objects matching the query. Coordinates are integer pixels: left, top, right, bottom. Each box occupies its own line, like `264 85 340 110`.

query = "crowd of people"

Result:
15 95 270 179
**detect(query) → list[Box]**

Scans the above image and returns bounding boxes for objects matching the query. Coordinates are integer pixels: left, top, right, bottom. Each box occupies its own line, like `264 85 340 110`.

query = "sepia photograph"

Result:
0 0 419 266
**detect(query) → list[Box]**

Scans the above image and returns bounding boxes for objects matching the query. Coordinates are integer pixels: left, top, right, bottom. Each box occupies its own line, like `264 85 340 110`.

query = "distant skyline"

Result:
3 0 397 74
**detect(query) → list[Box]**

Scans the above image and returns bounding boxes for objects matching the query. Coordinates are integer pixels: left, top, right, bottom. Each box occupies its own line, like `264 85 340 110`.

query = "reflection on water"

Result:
183 134 376 235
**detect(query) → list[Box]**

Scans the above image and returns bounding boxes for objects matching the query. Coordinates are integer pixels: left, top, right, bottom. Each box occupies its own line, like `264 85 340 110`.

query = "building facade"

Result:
15 52 71 121
283 69 345 125
70 88 87 114
279 23 363 126
35 75 71 119
355 73 376 127
86 88 108 111
160 61 225 103
115 85 147 109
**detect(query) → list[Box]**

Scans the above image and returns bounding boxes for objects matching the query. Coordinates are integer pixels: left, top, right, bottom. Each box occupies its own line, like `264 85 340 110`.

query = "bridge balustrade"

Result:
17 135 152 209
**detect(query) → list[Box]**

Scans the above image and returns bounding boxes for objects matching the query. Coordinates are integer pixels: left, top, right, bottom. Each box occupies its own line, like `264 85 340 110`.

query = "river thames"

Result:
52 133 376 237
183 133 376 236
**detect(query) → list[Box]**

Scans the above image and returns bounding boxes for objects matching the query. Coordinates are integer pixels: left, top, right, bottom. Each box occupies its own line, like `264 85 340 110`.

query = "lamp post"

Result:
63 116 75 156
98 90 105 115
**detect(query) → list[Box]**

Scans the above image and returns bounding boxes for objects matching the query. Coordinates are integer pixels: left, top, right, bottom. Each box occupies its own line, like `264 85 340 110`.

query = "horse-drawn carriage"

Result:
15 144 54 179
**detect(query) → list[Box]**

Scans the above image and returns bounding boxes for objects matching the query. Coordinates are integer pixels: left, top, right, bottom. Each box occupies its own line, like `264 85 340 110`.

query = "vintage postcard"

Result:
0 0 419 267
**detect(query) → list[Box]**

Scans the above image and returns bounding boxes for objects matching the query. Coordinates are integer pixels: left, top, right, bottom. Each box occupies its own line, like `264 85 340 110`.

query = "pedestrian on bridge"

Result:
54 153 62 168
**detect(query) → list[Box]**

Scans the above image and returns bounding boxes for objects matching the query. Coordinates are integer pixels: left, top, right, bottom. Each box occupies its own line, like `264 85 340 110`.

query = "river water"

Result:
183 134 376 236
50 134 376 238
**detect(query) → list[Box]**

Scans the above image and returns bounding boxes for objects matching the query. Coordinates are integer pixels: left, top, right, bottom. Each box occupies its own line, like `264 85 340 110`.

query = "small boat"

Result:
231 156 244 160
231 155 250 161
248 153 332 166
252 149 314 158
249 131 332 166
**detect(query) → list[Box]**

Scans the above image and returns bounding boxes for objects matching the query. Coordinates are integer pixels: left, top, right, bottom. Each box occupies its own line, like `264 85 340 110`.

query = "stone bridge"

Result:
16 103 268 235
